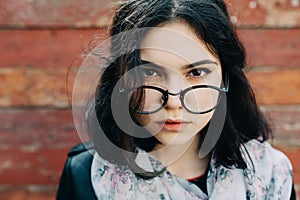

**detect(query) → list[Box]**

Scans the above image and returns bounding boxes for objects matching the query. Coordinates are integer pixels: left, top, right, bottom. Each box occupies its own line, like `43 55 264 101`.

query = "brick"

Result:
0 186 56 200
2 110 71 185
0 109 80 147
0 0 114 28
0 148 70 184
0 29 107 68
0 109 81 185
240 29 300 68
0 67 70 107
0 65 104 107
246 68 300 105
263 107 300 147
0 108 82 185
226 0 300 28
1 0 299 28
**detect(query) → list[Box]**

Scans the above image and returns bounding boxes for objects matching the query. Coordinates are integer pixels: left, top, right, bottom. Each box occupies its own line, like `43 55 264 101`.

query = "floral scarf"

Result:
91 140 293 199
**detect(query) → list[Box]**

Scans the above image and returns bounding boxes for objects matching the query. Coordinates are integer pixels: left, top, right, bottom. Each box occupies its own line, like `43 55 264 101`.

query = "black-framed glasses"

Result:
120 75 229 114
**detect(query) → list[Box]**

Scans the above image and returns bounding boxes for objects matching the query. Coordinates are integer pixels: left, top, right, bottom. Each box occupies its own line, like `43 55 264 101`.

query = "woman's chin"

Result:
154 131 198 148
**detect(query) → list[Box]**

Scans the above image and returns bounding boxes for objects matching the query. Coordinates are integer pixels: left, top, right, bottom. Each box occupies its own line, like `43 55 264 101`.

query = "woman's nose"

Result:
163 76 188 110
164 91 182 110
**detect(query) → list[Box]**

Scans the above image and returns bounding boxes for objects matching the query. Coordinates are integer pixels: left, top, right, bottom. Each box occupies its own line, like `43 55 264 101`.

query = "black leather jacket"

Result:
56 143 97 200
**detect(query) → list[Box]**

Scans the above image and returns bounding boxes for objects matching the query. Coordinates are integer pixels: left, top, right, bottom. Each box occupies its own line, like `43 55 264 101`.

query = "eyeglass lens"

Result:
129 86 220 114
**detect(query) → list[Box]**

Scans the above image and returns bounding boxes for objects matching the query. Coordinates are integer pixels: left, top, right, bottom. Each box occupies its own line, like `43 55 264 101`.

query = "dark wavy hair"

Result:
87 0 271 178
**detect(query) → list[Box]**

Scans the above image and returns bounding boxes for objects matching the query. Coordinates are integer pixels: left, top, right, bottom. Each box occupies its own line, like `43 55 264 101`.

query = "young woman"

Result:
57 0 295 199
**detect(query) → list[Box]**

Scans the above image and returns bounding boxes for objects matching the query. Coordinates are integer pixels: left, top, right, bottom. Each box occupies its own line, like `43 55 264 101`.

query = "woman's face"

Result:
137 21 222 147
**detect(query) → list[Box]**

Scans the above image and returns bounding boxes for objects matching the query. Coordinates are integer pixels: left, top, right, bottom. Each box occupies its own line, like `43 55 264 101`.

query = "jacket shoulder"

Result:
56 141 97 200
67 141 95 157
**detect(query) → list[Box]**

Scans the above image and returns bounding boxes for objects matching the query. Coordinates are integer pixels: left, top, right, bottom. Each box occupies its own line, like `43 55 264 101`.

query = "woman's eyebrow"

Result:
140 60 165 70
183 60 218 69
140 59 217 70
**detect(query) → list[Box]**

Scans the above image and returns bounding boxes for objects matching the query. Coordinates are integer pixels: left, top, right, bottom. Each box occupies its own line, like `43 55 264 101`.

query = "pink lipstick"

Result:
157 119 190 132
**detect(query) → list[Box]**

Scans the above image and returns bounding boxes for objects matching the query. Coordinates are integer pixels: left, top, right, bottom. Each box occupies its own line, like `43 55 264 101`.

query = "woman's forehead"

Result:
140 21 220 67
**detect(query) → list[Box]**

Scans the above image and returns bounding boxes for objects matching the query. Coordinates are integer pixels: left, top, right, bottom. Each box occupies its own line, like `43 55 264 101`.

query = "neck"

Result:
150 135 210 179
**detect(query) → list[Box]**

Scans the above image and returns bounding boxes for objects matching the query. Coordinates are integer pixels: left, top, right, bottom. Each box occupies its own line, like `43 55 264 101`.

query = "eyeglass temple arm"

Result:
223 73 229 91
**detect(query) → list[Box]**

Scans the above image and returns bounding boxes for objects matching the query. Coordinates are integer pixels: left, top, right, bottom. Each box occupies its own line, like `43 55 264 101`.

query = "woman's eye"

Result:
142 68 159 77
188 68 211 77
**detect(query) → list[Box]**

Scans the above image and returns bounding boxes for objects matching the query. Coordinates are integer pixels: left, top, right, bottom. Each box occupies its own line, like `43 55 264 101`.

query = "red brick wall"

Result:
0 0 299 199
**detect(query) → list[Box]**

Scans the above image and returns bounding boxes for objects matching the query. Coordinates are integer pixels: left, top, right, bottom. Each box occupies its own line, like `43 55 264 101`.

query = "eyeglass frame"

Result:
119 74 229 114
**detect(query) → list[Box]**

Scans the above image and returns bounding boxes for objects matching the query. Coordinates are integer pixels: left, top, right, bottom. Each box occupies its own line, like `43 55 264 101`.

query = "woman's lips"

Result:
157 119 190 132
